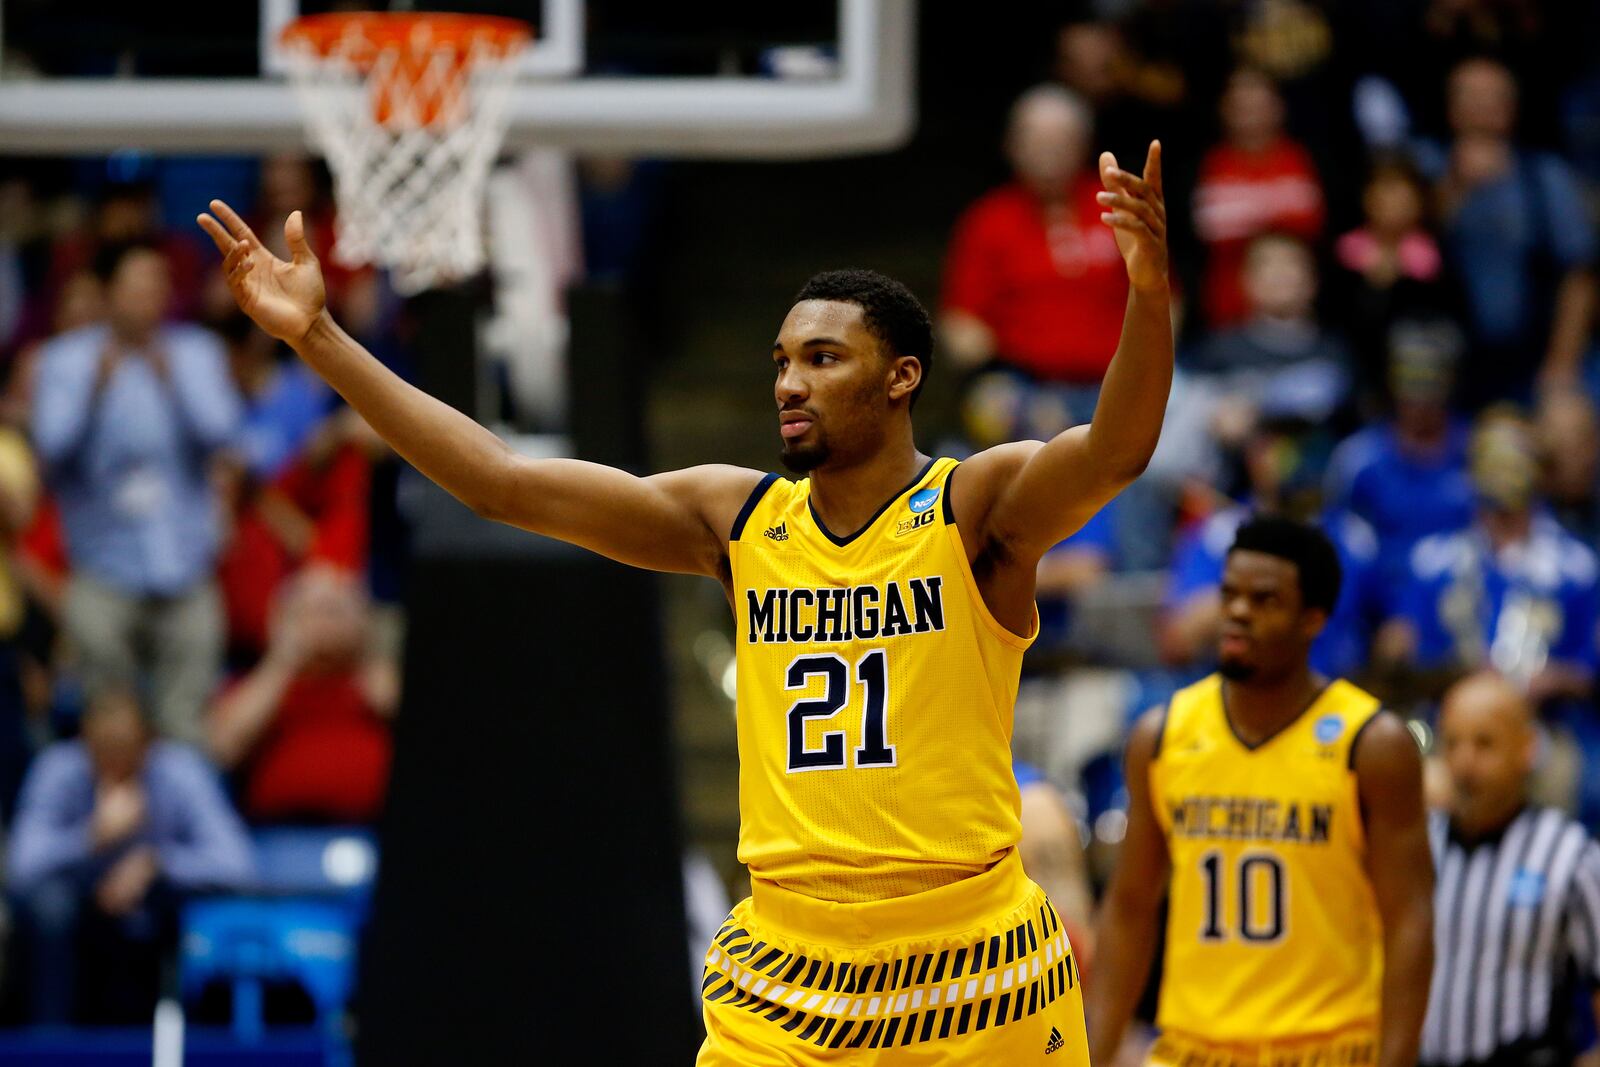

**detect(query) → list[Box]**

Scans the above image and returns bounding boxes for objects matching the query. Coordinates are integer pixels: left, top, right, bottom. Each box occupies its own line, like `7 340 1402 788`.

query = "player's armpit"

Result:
482 459 768 578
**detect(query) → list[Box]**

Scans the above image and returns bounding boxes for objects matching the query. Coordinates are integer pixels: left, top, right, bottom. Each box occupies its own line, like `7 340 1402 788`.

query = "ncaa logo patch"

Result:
1509 869 1546 908
1314 715 1344 745
908 488 941 514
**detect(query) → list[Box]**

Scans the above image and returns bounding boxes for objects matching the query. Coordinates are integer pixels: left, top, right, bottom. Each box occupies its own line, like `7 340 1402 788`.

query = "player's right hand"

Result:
197 200 327 347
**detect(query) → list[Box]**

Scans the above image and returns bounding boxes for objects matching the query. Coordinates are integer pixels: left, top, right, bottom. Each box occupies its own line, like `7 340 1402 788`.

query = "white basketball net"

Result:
281 19 526 295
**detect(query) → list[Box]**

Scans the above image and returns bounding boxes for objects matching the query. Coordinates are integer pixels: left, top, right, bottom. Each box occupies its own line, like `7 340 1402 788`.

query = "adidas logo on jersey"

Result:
764 522 789 542
1044 1026 1065 1054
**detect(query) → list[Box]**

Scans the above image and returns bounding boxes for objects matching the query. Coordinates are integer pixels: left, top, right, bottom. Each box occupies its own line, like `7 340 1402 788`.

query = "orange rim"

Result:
280 12 532 63
281 13 531 129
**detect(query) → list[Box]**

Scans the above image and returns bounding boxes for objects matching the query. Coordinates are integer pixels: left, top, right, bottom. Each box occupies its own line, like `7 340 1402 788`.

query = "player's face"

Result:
1216 550 1324 683
772 300 897 473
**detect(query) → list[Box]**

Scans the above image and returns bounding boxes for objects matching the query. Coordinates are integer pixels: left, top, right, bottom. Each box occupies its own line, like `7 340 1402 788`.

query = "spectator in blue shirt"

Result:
32 240 242 742
1324 318 1475 586
1160 420 1385 680
1416 57 1598 407
6 686 253 1023
1385 409 1600 703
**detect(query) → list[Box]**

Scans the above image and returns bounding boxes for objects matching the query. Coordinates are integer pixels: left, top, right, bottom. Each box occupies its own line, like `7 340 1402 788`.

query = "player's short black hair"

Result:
92 238 165 285
793 269 933 407
1227 515 1342 615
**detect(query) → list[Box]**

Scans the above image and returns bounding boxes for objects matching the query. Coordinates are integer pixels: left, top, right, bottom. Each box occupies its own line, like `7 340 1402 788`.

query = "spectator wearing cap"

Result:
1415 57 1598 406
940 84 1130 424
6 685 253 1024
1191 66 1324 329
1422 672 1600 1067
1324 319 1476 588
31 240 242 742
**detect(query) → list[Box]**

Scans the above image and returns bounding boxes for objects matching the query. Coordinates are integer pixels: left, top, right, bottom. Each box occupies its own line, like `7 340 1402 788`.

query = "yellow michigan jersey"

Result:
1148 674 1385 1053
700 456 1088 1065
728 456 1032 904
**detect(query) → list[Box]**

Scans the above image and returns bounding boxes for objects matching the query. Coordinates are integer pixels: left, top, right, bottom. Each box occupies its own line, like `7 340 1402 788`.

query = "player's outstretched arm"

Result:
197 202 762 577
967 141 1172 564
1354 712 1434 1067
1085 706 1170 1064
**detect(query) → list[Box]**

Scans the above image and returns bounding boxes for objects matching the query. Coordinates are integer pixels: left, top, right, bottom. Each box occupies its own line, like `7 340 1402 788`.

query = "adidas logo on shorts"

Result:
764 522 789 542
1044 1025 1065 1054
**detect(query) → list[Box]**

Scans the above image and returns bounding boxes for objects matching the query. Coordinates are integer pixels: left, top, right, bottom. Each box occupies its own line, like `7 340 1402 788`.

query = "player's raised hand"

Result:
1097 140 1168 293
197 200 327 346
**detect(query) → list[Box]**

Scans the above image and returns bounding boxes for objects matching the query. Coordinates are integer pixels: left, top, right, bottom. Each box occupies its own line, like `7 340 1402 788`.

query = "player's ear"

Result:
887 355 922 403
1300 606 1330 642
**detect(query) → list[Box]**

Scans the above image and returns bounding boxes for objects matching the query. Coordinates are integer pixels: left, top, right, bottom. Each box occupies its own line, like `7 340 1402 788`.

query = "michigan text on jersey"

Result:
1167 796 1334 845
745 578 946 644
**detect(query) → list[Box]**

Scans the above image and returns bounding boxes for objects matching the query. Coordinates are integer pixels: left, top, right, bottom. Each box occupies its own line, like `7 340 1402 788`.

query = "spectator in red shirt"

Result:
206 566 395 826
217 405 373 664
1192 66 1325 329
941 84 1129 409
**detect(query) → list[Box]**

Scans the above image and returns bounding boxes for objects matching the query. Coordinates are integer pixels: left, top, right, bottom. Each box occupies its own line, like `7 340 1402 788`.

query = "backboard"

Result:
0 0 914 157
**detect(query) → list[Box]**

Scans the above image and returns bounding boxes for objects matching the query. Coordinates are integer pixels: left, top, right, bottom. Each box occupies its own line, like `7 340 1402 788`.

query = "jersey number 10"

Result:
1199 851 1287 943
784 651 896 772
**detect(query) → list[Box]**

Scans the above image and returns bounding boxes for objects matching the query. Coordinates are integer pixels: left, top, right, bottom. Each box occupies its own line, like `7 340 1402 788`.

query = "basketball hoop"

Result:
280 13 531 295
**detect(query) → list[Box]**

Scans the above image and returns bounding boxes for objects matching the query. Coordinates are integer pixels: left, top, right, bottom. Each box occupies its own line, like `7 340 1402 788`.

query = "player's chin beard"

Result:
780 439 830 473
1218 657 1257 682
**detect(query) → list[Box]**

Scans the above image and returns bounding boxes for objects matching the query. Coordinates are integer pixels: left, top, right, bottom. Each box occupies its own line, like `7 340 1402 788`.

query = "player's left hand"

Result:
1098 140 1168 293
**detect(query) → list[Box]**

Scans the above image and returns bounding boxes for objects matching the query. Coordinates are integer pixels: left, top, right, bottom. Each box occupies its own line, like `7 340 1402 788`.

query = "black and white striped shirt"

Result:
1422 806 1600 1066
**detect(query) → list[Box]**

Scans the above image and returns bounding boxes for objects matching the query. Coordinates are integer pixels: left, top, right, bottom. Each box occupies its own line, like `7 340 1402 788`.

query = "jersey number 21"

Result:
784 651 896 772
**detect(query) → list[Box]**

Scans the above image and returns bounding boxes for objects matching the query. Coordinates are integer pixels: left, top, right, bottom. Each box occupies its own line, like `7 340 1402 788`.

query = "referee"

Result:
1424 671 1600 1067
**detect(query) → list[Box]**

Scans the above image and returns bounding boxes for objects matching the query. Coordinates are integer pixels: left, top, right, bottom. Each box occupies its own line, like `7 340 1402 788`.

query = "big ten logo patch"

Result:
896 510 935 537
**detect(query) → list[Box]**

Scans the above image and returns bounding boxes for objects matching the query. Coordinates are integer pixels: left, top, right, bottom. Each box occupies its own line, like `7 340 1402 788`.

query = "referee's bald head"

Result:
1439 671 1536 834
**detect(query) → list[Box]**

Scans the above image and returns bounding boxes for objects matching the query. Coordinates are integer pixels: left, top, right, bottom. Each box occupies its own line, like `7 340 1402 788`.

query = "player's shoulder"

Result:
1348 707 1422 781
952 439 1042 511
1127 702 1171 768
651 465 778 542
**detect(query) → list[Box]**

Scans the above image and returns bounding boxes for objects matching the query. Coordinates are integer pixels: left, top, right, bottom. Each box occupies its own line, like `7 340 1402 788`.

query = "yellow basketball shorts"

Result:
1145 1025 1378 1067
696 851 1088 1065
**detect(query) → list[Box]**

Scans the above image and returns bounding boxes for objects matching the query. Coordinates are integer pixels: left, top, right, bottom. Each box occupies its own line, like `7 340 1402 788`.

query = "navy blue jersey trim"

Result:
808 457 938 548
941 463 958 524
730 473 782 542
1150 703 1170 760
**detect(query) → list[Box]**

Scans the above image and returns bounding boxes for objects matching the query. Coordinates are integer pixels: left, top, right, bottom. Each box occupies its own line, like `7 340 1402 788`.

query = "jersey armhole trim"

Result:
941 462 958 524
1150 703 1171 761
729 472 781 542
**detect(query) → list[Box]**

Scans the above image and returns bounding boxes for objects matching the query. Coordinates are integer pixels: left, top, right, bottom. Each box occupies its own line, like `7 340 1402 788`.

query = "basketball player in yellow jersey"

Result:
197 140 1171 1064
1087 517 1435 1067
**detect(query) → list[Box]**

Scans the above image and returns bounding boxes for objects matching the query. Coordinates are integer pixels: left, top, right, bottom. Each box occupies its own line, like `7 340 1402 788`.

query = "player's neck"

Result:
1221 666 1325 746
808 441 931 541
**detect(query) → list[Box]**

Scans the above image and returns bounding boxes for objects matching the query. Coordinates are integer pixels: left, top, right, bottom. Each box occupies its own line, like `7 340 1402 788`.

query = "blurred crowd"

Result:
0 154 406 1025
938 0 1600 931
